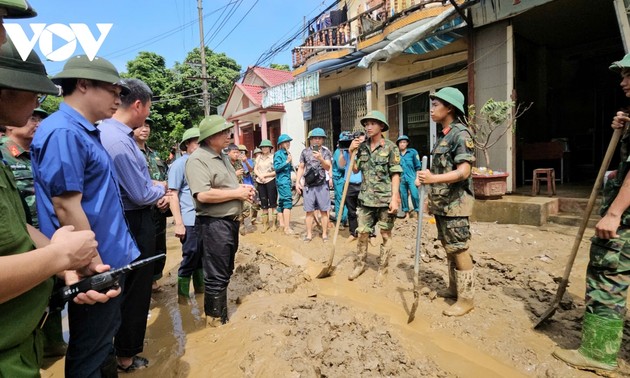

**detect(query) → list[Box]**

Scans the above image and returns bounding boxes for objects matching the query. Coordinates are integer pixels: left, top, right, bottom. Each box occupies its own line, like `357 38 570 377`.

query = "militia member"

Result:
227 144 254 234
396 135 422 219
347 111 402 285
185 115 255 326
338 126 367 240
274 134 295 234
254 140 278 233
553 54 630 376
417 87 476 317
332 133 349 226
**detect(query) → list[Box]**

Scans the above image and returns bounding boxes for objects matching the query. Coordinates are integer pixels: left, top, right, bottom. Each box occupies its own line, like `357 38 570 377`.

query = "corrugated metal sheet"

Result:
470 0 555 27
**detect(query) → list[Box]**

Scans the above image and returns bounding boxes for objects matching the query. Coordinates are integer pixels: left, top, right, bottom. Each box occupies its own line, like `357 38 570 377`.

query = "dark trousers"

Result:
178 225 202 277
345 183 361 237
196 216 239 295
151 207 167 281
116 208 155 358
257 179 277 209
66 282 123 378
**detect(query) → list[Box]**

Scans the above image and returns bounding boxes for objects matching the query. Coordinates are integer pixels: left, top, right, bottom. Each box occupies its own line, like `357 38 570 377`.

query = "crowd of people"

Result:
4 1 630 377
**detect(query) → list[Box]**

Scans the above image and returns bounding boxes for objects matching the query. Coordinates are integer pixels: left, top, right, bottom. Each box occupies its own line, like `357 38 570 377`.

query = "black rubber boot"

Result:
204 288 229 327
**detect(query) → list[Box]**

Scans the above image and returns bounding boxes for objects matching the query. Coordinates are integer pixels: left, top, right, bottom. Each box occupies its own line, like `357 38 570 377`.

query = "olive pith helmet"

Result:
32 107 48 118
308 127 327 139
144 117 154 126
179 127 200 151
0 37 59 95
198 115 233 142
610 54 630 73
430 87 465 115
238 144 247 152
277 134 292 145
0 0 36 18
360 110 389 131
259 139 273 148
396 135 409 144
52 55 130 95
253 147 262 155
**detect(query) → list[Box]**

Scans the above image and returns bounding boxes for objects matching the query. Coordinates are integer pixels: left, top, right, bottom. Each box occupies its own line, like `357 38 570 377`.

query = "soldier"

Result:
417 87 476 317
396 135 422 219
553 54 630 376
347 110 402 286
274 134 295 234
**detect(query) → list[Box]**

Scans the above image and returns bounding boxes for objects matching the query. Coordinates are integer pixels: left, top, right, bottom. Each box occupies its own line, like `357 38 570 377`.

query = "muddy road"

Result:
42 206 630 377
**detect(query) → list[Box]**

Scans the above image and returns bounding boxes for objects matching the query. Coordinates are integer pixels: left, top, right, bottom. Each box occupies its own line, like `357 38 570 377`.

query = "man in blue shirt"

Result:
99 78 167 372
396 135 422 219
31 55 137 377
168 128 203 302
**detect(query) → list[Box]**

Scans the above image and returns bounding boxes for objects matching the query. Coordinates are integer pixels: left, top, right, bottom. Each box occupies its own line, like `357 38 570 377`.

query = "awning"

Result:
358 5 468 68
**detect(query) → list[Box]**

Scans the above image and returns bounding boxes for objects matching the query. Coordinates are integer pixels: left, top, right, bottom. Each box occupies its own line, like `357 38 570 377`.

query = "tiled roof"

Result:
237 83 265 106
251 66 294 87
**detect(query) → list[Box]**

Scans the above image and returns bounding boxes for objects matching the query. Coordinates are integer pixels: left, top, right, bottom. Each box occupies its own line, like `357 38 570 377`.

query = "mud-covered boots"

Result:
261 214 270 233
205 288 229 327
373 238 392 287
553 312 623 376
192 268 204 294
439 255 457 299
178 276 192 304
443 268 474 316
348 233 369 281
271 214 278 232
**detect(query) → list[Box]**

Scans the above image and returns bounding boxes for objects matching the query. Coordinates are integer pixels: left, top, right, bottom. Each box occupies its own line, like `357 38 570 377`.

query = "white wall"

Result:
281 99 306 166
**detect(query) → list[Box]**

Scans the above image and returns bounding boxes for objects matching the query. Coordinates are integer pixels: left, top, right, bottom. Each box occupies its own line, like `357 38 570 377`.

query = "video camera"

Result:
338 130 365 149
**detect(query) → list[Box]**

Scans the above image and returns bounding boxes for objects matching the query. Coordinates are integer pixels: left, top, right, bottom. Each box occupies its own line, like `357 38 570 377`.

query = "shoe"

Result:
284 228 295 235
322 236 329 242
117 356 149 372
303 236 312 242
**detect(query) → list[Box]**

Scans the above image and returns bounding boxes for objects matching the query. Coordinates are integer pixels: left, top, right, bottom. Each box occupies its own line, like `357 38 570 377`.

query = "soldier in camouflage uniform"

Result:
418 87 476 317
553 54 630 376
227 144 255 233
133 117 169 291
347 110 402 285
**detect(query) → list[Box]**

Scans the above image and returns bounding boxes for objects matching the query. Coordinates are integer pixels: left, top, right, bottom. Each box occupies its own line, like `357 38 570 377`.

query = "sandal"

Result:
303 236 312 242
117 355 149 372
322 236 329 242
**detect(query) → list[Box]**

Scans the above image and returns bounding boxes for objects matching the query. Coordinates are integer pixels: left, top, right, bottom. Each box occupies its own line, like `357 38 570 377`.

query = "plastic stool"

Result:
532 168 556 197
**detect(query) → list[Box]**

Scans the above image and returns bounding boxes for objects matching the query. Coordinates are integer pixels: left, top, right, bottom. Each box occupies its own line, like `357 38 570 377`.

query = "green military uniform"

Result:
0 136 38 228
428 121 475 254
0 160 53 377
142 146 167 181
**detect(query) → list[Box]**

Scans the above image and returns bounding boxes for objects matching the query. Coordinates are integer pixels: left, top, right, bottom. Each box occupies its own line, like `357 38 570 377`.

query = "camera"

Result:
312 144 320 152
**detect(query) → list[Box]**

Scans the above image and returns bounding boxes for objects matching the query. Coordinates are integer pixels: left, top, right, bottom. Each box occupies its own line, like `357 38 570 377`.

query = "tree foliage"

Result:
270 63 290 71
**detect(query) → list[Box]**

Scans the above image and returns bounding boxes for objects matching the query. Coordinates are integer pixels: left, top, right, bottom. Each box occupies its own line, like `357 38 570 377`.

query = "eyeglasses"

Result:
221 128 233 137
37 94 47 104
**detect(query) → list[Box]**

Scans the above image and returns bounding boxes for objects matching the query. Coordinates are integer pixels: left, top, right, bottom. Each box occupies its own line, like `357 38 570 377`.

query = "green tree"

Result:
270 63 290 71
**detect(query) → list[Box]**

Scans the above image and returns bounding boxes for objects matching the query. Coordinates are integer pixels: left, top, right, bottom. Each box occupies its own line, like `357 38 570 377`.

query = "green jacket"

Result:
356 137 403 207
602 128 630 224
0 137 37 227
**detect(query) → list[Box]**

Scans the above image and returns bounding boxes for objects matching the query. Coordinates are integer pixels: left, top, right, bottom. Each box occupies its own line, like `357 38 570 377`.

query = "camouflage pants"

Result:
356 205 395 234
585 228 630 320
434 215 470 254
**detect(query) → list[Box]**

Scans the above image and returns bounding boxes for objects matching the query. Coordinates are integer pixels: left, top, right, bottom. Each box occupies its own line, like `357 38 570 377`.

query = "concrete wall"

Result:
281 99 306 164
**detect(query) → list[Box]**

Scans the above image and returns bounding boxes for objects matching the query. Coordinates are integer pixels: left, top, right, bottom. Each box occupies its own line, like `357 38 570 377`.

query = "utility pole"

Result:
197 0 210 117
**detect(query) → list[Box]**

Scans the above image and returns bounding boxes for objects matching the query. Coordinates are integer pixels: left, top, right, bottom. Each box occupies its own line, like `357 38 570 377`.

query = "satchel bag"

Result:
304 166 325 187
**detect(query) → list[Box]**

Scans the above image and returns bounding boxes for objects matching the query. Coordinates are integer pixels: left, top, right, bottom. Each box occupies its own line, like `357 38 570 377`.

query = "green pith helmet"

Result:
277 134 292 145
144 117 154 126
253 147 262 155
610 54 630 73
352 124 365 135
0 37 59 95
198 115 233 142
360 110 389 131
0 0 36 18
32 107 48 118
179 127 200 151
238 144 247 152
396 135 409 144
308 127 327 139
430 87 465 115
259 139 273 148
52 55 130 95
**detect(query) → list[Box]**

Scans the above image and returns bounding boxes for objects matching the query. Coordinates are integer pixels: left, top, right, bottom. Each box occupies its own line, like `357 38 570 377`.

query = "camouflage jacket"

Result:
602 128 630 224
0 137 38 227
141 146 167 181
427 122 475 217
232 159 243 184
356 137 403 207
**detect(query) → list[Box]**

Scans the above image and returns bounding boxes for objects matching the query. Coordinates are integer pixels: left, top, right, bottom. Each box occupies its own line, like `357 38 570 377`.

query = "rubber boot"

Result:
373 238 391 287
261 214 269 233
251 209 258 224
553 312 623 376
271 214 278 232
42 310 67 358
192 269 204 294
178 276 191 304
348 233 369 281
443 269 474 316
205 288 229 327
439 255 457 299
409 211 416 219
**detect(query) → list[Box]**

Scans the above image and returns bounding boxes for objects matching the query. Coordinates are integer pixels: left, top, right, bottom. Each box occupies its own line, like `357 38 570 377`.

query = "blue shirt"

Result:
273 149 292 184
99 118 165 210
241 158 254 186
332 148 345 180
168 154 195 226
400 148 422 182
31 103 139 269
342 150 362 184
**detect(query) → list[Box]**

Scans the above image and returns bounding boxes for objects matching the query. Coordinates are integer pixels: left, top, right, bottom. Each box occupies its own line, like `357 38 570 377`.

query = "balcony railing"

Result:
292 0 452 69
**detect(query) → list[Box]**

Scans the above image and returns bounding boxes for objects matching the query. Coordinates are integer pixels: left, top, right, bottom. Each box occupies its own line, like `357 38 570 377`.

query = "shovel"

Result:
534 127 623 328
408 156 428 324
317 149 358 279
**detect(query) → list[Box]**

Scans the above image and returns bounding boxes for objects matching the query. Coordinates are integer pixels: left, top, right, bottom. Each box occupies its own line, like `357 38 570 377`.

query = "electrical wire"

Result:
205 0 243 47
213 0 259 50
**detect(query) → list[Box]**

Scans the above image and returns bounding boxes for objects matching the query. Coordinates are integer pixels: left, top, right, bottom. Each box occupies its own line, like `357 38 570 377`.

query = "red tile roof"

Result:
237 83 265 106
251 66 294 87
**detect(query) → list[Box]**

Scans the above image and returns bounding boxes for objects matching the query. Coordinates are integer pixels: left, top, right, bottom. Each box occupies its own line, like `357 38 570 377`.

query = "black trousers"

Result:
151 207 167 280
116 207 156 358
257 179 277 209
196 216 239 295
345 183 361 237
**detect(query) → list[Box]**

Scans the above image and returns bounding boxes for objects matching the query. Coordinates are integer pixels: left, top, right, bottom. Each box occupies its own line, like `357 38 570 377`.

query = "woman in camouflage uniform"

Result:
418 87 476 317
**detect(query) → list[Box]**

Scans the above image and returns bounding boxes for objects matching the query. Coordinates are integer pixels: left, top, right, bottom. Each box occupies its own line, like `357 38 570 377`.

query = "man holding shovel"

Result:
553 54 630 376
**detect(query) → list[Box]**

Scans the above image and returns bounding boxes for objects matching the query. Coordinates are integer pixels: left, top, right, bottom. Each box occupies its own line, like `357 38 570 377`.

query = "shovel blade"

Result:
407 291 420 324
534 304 558 329
316 265 335 279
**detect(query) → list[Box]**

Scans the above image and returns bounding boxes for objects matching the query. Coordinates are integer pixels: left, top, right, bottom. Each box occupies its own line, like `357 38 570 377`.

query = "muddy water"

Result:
42 209 624 377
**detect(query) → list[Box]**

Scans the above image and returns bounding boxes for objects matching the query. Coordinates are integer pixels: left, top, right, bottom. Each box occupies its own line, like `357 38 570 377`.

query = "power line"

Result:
213 0 259 50
205 0 243 47
202 0 238 44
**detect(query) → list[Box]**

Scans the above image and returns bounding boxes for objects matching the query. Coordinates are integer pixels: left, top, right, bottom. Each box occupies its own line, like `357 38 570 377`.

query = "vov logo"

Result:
4 23 113 62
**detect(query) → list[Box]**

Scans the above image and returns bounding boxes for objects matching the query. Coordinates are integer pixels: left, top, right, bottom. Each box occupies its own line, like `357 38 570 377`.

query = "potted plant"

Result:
466 98 532 198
